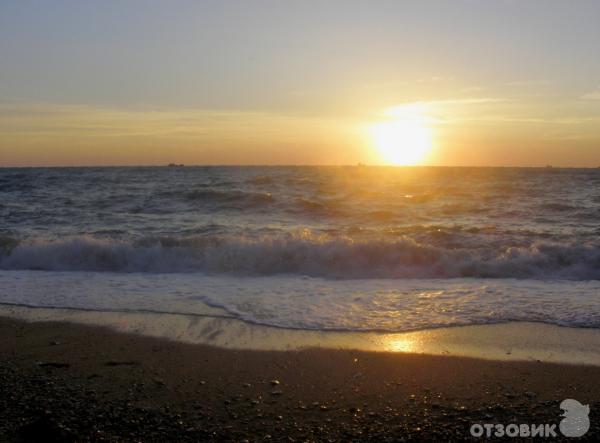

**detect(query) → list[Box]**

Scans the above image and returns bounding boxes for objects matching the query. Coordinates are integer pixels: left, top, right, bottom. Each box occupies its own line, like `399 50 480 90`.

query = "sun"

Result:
370 104 434 166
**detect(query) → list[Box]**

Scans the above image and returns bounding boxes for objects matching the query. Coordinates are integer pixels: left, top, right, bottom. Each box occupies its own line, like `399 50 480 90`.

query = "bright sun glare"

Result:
370 104 434 166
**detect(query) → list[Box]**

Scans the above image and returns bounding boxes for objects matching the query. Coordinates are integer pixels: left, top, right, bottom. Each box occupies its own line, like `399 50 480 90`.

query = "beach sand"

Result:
1 315 599 441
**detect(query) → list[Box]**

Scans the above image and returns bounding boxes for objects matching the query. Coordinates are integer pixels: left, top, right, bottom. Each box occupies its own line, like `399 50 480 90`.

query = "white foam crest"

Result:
0 234 599 280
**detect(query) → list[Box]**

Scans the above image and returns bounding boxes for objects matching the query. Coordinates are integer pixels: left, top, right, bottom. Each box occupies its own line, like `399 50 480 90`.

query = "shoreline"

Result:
2 304 600 366
1 315 600 440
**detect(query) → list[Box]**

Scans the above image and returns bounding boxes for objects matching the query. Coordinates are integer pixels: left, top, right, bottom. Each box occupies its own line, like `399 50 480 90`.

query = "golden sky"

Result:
1 1 599 167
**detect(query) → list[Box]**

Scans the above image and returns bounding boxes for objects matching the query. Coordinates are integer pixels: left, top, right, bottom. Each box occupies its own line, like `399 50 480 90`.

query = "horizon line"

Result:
1 164 599 169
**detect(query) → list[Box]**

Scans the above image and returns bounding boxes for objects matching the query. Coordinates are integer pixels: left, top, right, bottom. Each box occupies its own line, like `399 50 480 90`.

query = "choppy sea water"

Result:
1 166 599 331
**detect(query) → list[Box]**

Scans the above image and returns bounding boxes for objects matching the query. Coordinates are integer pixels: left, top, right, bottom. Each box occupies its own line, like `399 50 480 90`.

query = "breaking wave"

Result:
1 234 599 279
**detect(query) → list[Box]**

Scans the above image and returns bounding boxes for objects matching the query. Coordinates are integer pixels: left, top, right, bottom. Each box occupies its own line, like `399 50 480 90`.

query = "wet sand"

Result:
3 304 600 365
1 316 599 441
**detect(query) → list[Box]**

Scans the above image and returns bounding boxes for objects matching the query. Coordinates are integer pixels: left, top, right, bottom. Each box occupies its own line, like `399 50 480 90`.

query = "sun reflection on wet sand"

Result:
2 305 600 365
381 334 422 353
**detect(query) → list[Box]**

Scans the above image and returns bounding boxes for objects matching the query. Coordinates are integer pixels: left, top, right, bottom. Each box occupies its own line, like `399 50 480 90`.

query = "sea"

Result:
1 166 599 332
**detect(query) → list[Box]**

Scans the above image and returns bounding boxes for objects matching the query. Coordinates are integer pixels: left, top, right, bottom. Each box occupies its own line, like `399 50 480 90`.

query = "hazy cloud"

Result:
581 89 600 100
506 80 550 87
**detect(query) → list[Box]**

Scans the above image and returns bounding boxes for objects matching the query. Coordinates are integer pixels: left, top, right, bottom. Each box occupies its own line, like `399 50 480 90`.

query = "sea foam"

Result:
0 271 599 332
0 234 599 280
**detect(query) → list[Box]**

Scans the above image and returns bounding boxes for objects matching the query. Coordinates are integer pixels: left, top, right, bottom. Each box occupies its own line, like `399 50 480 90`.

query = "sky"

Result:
1 0 600 167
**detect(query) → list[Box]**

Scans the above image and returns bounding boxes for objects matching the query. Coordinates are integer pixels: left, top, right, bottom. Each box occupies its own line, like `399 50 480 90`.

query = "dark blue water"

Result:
1 166 600 331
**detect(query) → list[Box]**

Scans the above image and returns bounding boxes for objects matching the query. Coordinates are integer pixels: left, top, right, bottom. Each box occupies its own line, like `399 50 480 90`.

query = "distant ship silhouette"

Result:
168 163 185 167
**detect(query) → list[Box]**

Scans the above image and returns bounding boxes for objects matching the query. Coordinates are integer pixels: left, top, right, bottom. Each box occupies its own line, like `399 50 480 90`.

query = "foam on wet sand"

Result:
2 304 600 365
